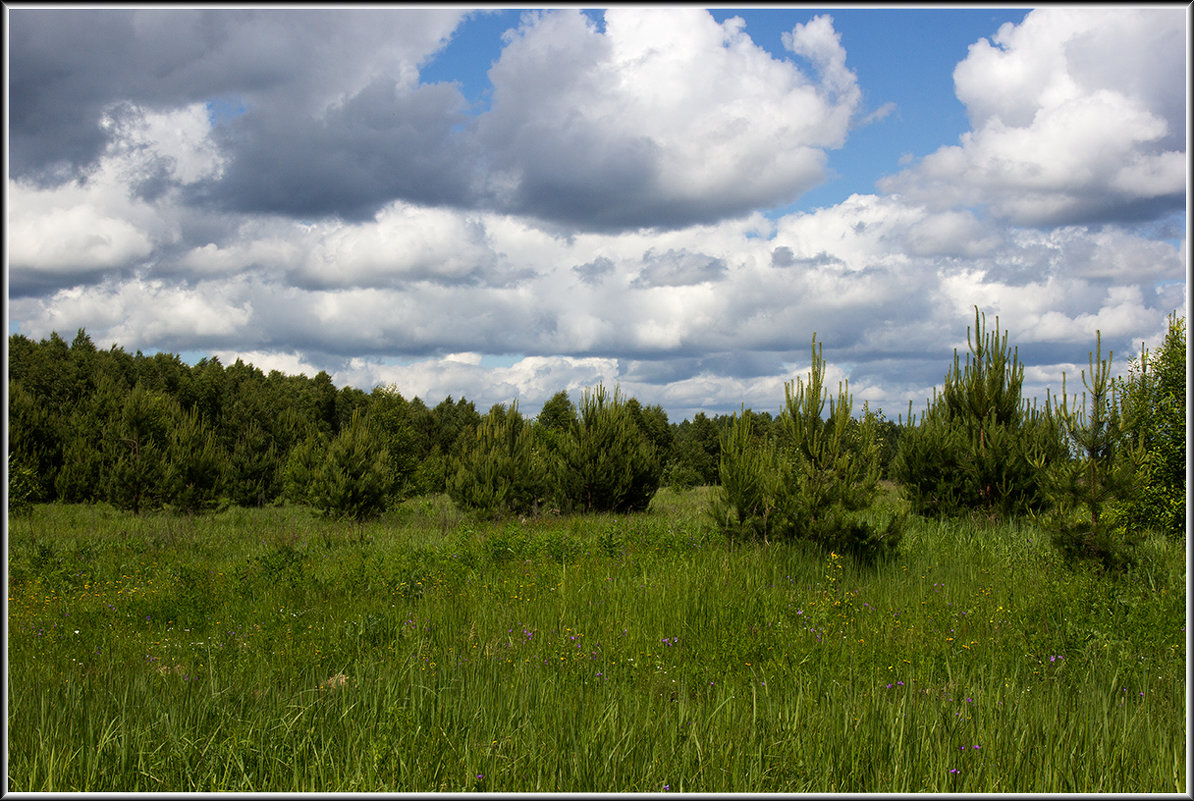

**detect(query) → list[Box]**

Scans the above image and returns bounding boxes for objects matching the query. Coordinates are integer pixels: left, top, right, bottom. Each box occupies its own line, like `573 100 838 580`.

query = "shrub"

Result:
894 308 1064 519
1043 332 1144 571
281 432 327 506
708 407 789 542
779 336 895 561
1114 313 1186 538
553 385 663 514
310 409 391 523
710 335 899 563
7 452 39 517
447 402 548 519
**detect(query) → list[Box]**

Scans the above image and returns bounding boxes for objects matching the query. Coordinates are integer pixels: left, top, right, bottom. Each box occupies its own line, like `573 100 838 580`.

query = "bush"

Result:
310 409 391 523
710 335 899 563
1042 332 1145 572
1115 313 1186 538
8 452 39 517
281 433 326 506
708 407 788 542
447 402 548 519
553 385 663 514
894 308 1065 519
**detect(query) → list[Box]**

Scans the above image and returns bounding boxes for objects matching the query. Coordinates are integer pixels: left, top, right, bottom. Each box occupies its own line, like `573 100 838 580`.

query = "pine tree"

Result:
894 307 1059 519
104 383 173 514
1044 332 1142 570
709 406 788 542
164 407 227 513
782 335 880 524
779 336 894 561
448 402 548 518
554 385 663 513
281 432 328 506
310 409 391 523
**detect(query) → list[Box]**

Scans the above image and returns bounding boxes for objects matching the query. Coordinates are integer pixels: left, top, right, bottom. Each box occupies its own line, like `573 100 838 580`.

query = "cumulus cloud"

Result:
880 7 1186 226
7 8 1185 423
289 203 513 290
10 8 472 217
337 353 623 410
631 249 728 288
474 9 861 230
6 103 225 295
10 8 868 231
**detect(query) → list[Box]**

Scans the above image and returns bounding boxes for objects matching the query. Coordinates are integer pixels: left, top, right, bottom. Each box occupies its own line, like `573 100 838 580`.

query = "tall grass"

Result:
7 488 1186 792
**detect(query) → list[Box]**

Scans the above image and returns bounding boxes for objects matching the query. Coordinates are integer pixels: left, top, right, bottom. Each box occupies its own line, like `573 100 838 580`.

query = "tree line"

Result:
8 309 1184 570
7 330 829 515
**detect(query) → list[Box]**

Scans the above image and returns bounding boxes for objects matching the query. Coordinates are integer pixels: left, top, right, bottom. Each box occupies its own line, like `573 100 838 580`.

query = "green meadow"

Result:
7 487 1186 792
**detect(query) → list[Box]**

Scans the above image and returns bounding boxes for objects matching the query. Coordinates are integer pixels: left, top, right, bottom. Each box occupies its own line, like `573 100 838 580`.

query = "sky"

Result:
5 5 1188 423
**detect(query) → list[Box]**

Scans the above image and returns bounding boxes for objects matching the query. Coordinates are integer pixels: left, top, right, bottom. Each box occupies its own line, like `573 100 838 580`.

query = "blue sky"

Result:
6 6 1187 421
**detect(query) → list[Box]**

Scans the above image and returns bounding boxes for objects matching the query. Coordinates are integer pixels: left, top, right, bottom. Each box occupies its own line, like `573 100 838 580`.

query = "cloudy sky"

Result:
6 6 1188 422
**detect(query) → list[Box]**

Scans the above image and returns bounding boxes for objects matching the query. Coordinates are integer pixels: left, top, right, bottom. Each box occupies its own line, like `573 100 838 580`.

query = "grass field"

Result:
6 487 1187 792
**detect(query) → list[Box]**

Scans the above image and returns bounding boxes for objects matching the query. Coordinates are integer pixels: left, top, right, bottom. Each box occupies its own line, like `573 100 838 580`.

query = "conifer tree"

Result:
104 383 173 514
1044 332 1142 569
781 335 880 525
164 407 227 513
779 335 894 560
448 402 547 518
281 432 328 506
894 307 1059 518
709 406 788 542
710 335 896 561
310 408 391 523
554 385 663 513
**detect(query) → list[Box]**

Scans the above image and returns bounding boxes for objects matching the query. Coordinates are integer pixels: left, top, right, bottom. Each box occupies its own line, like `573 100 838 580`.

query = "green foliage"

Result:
365 385 421 501
1114 313 1186 538
226 420 279 507
164 407 227 513
7 452 39 517
448 402 548 518
664 412 720 489
8 377 57 503
781 336 880 522
280 433 327 506
536 390 576 434
1039 332 1143 571
894 308 1063 519
554 385 664 513
103 383 174 514
711 336 897 562
709 407 788 542
779 336 895 561
310 409 391 523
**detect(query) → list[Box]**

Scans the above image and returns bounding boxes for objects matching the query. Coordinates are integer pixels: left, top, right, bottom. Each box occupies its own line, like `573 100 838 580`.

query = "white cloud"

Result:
9 101 228 290
208 348 325 379
293 202 504 289
476 8 861 228
102 102 227 185
881 7 1185 225
337 353 622 410
7 9 1184 424
8 181 156 274
15 276 253 350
